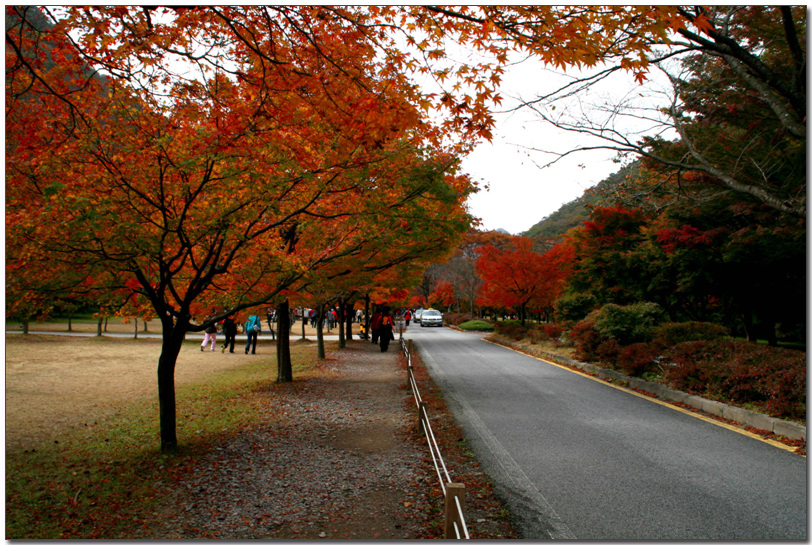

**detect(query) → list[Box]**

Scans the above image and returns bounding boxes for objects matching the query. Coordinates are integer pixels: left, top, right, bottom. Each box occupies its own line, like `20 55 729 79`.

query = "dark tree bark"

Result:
316 304 326 360
276 300 293 383
344 301 353 341
157 314 189 452
338 299 346 349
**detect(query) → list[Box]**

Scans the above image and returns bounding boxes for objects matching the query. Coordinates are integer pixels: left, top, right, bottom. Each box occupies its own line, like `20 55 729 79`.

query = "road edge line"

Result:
483 338 802 456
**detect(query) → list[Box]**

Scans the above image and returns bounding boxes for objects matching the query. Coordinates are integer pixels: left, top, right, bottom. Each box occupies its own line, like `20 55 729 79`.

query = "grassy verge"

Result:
458 320 494 331
6 338 330 539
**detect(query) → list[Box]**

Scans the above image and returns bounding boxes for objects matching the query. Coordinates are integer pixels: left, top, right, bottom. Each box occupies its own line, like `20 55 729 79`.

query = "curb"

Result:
490 336 806 442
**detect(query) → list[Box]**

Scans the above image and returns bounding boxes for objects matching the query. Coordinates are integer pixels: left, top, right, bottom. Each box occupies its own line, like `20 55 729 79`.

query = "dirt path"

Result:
7 332 518 539
129 340 436 539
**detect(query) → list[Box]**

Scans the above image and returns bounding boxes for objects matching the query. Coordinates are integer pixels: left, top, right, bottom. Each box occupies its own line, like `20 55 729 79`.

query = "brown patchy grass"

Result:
5 333 286 452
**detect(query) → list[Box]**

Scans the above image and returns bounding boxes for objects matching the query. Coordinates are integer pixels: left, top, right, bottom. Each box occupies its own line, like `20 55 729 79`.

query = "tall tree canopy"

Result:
6 6 476 450
476 236 571 324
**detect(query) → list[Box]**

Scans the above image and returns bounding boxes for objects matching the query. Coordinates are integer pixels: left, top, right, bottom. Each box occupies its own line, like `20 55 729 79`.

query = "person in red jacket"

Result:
370 309 383 345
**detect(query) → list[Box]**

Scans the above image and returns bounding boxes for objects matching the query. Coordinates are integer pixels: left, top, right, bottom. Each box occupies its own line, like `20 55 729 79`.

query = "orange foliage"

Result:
476 237 572 318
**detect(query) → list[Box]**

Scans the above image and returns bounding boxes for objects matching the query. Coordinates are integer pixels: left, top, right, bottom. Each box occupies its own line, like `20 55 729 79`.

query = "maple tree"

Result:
5 6 475 451
562 206 654 307
476 236 571 325
427 229 513 315
501 6 805 217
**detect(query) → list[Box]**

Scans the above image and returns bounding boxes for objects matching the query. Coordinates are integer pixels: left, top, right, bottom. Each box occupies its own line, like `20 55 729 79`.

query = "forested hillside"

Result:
522 162 641 242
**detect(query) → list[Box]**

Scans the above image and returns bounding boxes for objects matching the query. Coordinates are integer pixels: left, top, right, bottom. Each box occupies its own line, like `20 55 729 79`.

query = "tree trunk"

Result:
344 301 352 341
134 317 138 339
22 319 29 334
157 317 187 452
97 317 103 336
364 295 370 335
316 305 326 360
740 310 757 343
67 314 73 332
338 299 346 349
277 300 293 383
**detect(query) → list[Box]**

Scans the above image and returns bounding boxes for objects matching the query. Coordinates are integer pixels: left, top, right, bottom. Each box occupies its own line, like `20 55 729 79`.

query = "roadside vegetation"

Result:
488 308 805 423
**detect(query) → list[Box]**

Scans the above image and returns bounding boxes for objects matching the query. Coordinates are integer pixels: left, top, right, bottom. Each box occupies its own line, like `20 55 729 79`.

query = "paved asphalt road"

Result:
407 325 807 541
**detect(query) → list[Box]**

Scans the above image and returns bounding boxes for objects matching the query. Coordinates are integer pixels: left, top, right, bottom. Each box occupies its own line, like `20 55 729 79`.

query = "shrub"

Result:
543 324 564 340
443 313 476 327
494 320 531 341
651 321 729 348
527 326 547 344
570 319 603 362
663 340 806 421
458 320 494 331
594 302 666 346
554 293 598 323
596 339 621 367
617 342 660 377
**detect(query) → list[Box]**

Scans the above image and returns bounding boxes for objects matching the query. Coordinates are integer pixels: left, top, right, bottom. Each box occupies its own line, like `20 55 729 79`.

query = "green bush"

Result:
652 321 729 348
458 320 494 331
594 302 666 345
494 320 531 341
554 293 598 323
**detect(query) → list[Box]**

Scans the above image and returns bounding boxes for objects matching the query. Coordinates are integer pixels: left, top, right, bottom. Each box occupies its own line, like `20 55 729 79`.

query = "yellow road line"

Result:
485 338 803 455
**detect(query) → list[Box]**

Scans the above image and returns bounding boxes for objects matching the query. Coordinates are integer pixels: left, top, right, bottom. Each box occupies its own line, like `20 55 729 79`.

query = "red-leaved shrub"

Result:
570 319 602 361
664 340 806 421
596 339 621 367
544 324 564 340
617 342 660 376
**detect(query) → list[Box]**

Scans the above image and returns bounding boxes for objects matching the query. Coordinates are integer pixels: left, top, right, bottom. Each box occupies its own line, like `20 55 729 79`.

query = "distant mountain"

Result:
521 162 641 243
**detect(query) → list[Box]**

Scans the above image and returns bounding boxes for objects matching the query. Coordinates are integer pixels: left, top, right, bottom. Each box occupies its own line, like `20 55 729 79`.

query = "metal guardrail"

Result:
400 335 470 540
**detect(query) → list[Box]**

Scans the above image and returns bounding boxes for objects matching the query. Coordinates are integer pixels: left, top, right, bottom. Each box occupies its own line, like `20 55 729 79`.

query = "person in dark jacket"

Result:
379 308 395 352
221 314 237 353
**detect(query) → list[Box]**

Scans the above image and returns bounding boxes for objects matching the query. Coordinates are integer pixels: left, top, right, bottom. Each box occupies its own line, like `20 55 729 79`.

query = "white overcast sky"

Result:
457 56 668 235
462 111 621 235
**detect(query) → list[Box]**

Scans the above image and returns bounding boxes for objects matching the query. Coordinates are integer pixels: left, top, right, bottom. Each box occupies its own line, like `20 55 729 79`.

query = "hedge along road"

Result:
407 325 806 540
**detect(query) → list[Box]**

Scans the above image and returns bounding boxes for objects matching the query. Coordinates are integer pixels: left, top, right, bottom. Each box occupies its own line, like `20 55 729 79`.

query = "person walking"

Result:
379 308 395 352
244 314 261 354
201 319 218 352
404 309 412 327
266 308 276 340
370 309 383 345
221 314 237 353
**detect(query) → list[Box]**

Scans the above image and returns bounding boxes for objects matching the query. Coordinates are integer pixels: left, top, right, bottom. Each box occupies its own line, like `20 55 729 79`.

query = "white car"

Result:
413 308 424 323
420 309 443 327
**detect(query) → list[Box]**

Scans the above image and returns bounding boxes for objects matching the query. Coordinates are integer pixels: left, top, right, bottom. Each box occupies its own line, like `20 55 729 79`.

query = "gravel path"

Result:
134 341 437 539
